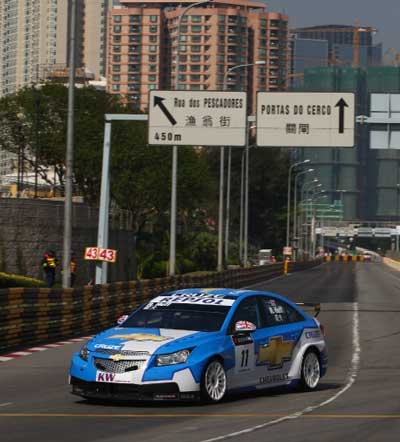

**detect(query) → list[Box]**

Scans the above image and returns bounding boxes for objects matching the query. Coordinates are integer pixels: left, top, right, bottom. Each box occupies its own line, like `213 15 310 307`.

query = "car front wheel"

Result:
300 350 321 391
201 359 227 403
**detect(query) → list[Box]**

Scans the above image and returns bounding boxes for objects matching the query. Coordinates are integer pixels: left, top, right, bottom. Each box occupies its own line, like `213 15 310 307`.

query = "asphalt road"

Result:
1 261 400 442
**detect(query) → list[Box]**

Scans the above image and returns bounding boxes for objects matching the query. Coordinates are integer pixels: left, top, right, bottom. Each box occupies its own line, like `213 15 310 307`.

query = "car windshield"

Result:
122 303 231 332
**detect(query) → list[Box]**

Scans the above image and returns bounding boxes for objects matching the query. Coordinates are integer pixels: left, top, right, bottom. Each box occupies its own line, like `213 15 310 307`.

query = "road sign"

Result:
256 92 355 147
148 90 247 146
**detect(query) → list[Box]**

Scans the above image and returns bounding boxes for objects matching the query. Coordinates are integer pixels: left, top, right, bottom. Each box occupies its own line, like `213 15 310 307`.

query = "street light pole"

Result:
170 0 211 276
285 159 310 247
62 0 77 288
293 169 314 258
220 61 265 269
299 180 320 258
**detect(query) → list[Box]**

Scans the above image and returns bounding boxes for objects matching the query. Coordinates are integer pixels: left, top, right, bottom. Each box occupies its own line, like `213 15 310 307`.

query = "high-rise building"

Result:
107 0 289 111
290 24 382 88
0 0 113 98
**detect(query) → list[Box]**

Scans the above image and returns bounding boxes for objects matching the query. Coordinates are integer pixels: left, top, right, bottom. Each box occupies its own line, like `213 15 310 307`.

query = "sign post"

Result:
148 90 247 147
256 92 355 147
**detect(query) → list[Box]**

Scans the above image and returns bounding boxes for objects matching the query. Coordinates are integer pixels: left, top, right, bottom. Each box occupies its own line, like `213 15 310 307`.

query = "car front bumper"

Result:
70 376 199 401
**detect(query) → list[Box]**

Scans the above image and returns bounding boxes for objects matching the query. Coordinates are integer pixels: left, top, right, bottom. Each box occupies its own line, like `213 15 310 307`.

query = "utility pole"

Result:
62 0 77 288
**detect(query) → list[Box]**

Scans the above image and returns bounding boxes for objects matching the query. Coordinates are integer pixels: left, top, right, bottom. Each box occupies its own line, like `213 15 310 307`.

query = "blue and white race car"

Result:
70 288 327 402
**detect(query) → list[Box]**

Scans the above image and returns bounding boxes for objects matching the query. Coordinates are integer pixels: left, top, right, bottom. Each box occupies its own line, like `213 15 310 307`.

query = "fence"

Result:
0 260 321 354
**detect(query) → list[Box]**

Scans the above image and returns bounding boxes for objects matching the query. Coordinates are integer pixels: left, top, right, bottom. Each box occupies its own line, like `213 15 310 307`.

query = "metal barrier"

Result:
324 255 366 262
0 260 321 354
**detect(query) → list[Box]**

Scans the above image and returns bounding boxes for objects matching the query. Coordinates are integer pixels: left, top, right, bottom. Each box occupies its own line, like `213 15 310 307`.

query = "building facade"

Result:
0 0 113 98
107 0 289 111
290 24 382 88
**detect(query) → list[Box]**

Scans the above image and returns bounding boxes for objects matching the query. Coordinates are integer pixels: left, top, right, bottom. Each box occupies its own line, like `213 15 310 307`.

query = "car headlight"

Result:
156 349 191 366
79 345 90 361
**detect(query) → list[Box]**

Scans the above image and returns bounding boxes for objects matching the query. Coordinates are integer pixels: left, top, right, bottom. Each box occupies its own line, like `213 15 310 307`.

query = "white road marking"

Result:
28 347 47 352
9 352 31 356
0 356 13 362
199 302 360 442
0 403 12 407
43 344 61 348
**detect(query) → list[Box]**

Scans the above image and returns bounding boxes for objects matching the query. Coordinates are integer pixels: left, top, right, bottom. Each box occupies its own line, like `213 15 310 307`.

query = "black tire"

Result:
299 350 321 391
201 358 227 403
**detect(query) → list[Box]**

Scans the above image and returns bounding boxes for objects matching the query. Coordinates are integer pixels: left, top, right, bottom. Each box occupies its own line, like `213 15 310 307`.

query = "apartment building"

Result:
0 0 113 98
107 0 289 111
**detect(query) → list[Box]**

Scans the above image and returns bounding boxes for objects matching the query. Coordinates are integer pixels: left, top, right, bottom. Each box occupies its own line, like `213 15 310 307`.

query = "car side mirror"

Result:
117 314 129 325
234 320 256 333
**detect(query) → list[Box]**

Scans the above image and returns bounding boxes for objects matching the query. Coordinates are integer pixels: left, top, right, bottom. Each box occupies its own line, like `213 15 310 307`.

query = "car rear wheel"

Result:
201 359 227 403
300 350 321 391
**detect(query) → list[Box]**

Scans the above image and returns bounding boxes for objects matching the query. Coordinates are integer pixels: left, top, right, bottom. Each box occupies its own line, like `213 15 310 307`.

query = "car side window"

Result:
229 297 260 333
259 297 304 327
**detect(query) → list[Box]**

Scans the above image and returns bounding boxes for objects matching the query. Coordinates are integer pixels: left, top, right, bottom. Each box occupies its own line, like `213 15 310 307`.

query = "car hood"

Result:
87 327 220 355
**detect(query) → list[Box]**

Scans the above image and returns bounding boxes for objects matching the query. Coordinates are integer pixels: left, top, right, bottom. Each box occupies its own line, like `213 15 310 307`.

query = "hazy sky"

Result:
266 0 400 51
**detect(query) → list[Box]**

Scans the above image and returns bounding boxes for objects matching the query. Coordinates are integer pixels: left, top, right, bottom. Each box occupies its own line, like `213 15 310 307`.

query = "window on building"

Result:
260 18 267 26
149 65 157 72
149 55 157 62
218 15 225 23
259 48 266 56
148 75 157 82
113 25 121 33
191 15 201 23
114 15 122 23
129 45 140 53
128 74 139 81
148 84 157 90
190 84 201 90
179 65 187 72
130 26 141 33
112 74 120 81
191 35 201 43
128 65 139 72
112 55 121 62
218 25 225 32
129 15 141 23
149 35 158 43
178 74 187 81
179 55 187 62
192 25 201 33
180 35 188 42
217 55 224 62
191 45 201 52
149 25 158 33
149 45 157 52
113 35 121 42
112 45 121 52
179 45 187 52
190 65 201 72
150 15 158 23
112 64 121 72
191 55 201 62
129 36 141 43
112 84 120 91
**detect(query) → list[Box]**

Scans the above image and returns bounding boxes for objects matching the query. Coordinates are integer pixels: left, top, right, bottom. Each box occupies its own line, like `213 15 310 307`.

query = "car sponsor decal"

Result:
235 320 257 331
108 333 170 341
305 329 321 339
257 336 294 369
232 334 254 346
143 294 235 310
96 372 116 382
259 373 288 384
94 344 122 350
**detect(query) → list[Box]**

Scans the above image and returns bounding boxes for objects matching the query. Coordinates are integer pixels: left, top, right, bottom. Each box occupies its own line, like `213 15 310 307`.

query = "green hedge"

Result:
0 272 46 288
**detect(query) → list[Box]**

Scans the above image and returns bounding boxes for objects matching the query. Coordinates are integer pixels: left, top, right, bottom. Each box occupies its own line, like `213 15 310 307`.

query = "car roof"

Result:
167 288 288 302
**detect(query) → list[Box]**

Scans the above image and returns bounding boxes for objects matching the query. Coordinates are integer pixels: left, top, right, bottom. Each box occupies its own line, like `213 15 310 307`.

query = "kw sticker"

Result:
108 333 170 342
257 336 294 369
97 373 116 382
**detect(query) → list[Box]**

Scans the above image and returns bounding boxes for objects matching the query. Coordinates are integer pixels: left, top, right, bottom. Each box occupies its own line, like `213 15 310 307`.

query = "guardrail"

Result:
324 255 366 262
0 260 321 354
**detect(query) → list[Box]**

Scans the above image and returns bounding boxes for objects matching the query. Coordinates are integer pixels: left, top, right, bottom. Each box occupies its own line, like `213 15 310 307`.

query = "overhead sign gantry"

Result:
256 92 355 147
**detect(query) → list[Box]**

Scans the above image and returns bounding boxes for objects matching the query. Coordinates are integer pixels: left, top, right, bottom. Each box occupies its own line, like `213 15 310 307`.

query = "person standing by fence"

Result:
41 250 58 288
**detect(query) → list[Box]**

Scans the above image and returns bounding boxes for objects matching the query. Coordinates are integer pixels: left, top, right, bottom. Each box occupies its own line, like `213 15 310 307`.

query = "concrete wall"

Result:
0 199 136 285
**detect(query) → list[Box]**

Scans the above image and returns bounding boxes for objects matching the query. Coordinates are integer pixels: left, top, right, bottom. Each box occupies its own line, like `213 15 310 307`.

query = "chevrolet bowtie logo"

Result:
258 336 294 368
110 354 124 362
